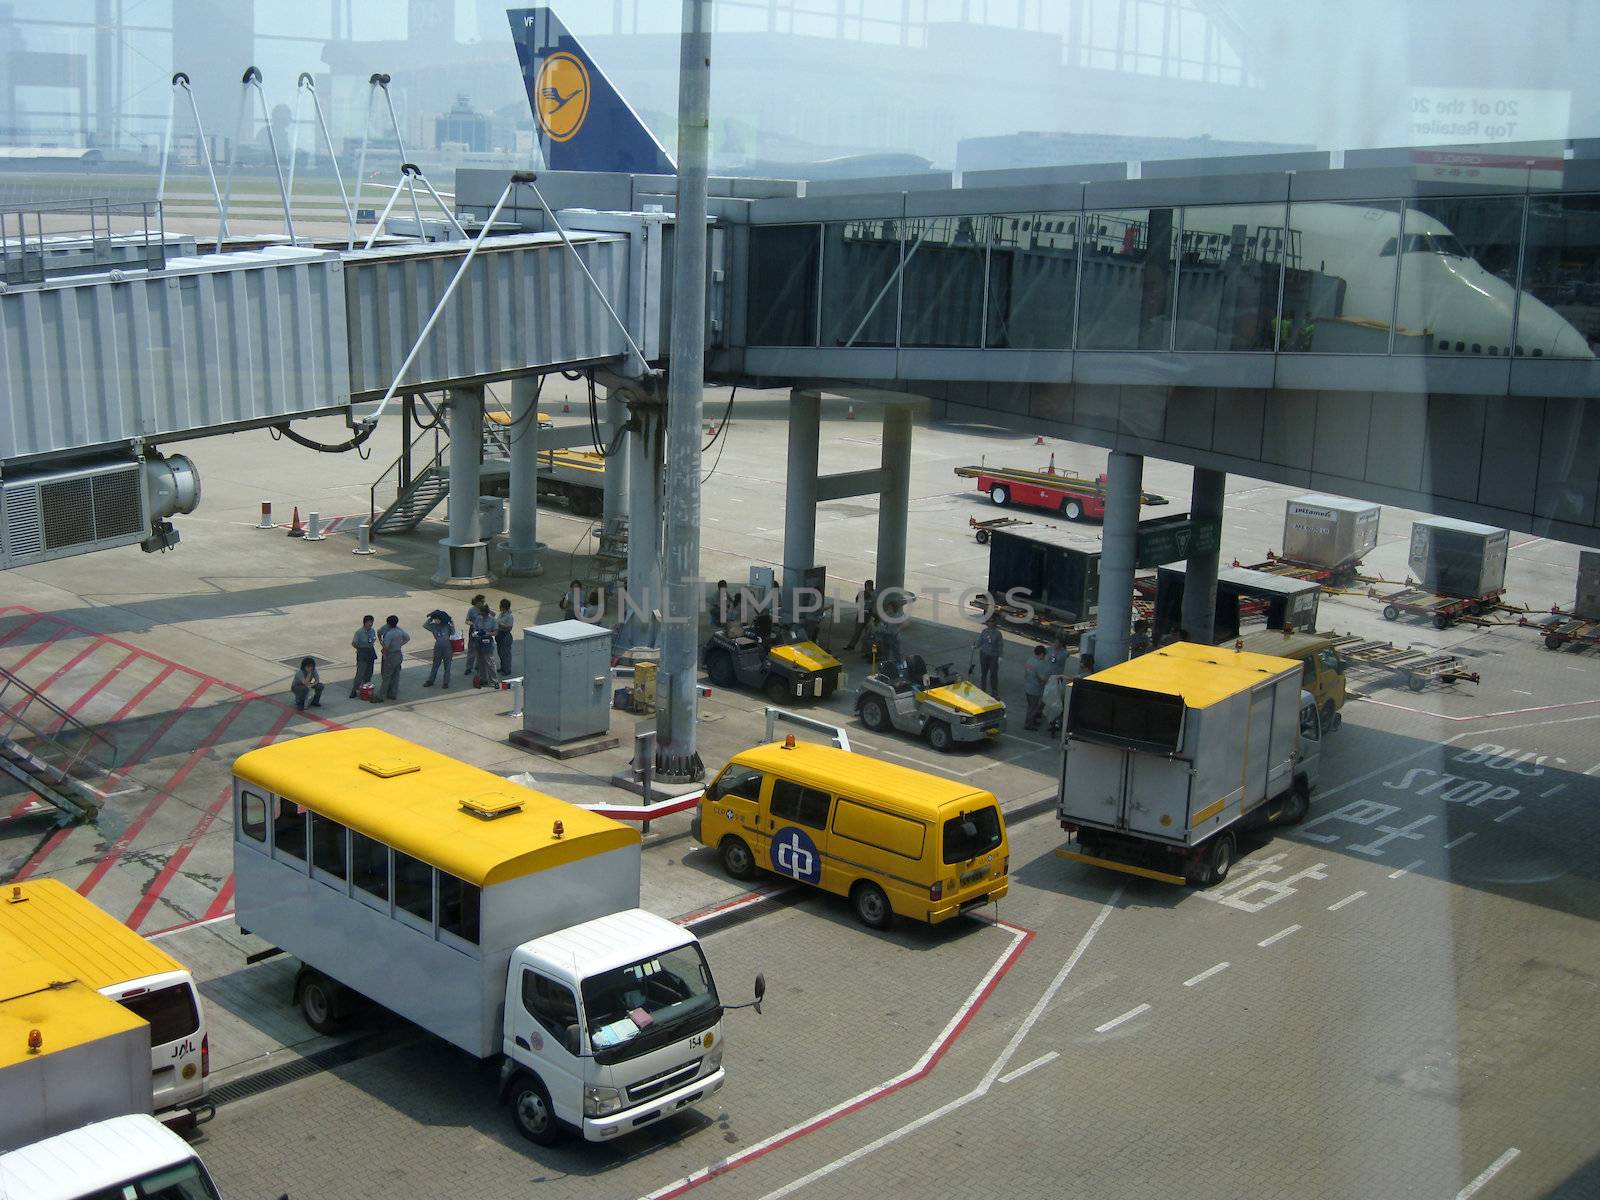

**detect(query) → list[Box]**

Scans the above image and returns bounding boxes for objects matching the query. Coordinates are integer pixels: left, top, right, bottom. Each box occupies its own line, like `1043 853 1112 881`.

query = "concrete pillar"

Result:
433 384 494 586
1181 467 1227 643
1097 450 1144 667
623 405 661 647
781 388 822 614
504 375 544 577
602 388 629 528
875 404 912 592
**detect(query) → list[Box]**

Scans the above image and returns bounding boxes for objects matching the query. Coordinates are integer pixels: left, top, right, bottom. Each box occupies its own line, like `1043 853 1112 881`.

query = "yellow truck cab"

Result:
1229 629 1346 728
693 740 1009 929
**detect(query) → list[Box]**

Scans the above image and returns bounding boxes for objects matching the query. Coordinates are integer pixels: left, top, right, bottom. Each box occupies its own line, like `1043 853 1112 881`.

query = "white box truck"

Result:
1056 642 1323 886
233 729 762 1146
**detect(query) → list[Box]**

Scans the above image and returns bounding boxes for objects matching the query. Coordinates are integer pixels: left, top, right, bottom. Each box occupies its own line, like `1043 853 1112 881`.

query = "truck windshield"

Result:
82 1160 221 1200
581 943 720 1062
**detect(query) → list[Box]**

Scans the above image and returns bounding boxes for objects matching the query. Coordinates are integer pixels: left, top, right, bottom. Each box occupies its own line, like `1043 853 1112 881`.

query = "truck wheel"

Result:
1545 634 1564 651
510 1074 561 1146
706 651 737 688
1280 779 1311 825
765 676 791 704
1382 605 1399 621
1204 833 1236 886
990 485 1010 507
851 881 893 930
720 836 757 881
975 528 991 544
297 968 345 1035
1433 613 1452 630
926 721 954 752
1062 499 1083 521
859 696 890 732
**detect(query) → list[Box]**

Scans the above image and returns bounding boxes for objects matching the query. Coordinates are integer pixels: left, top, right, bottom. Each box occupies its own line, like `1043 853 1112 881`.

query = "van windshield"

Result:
943 806 1004 864
581 943 721 1063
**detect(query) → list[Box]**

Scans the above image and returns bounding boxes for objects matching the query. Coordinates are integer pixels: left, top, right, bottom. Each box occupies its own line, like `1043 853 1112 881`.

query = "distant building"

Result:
435 93 491 154
957 130 1315 175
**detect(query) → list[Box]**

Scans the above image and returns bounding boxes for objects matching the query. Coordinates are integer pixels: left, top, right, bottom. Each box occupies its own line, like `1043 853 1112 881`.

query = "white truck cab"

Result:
501 909 728 1143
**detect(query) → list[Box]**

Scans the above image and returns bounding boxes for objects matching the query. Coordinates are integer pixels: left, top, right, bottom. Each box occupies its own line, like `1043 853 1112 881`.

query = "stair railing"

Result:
369 420 445 533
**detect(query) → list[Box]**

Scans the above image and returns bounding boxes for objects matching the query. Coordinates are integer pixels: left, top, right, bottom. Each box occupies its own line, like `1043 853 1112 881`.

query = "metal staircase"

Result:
369 406 520 537
0 662 118 823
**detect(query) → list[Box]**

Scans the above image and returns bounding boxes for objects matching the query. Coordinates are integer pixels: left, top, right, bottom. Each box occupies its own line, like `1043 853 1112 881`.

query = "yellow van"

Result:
1229 629 1347 728
692 740 1009 929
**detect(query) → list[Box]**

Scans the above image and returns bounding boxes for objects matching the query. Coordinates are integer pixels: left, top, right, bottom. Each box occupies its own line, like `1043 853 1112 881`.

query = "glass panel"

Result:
747 224 820 346
820 217 901 347
239 791 266 843
985 212 1077 350
1173 202 1285 351
942 806 1004 864
1397 196 1524 357
1517 193 1600 359
1076 207 1177 349
394 852 433 926
271 798 305 862
310 814 347 881
438 873 480 944
1276 199 1402 353
350 832 389 902
119 983 200 1046
899 215 988 347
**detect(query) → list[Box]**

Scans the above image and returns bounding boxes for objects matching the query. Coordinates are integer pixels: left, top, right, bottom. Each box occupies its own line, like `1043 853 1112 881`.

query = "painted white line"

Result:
1094 1003 1151 1034
1388 859 1426 879
1455 1147 1520 1200
1445 832 1477 849
1511 689 1532 696
1494 805 1524 824
1326 890 1366 912
1586 761 1600 776
998 1051 1058 1085
1183 962 1229 988
146 913 234 941
1541 783 1566 798
1257 924 1301 948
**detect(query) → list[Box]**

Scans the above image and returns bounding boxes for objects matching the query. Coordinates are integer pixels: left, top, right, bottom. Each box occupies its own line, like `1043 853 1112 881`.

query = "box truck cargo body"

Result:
984 525 1101 623
1281 495 1380 569
1155 564 1322 642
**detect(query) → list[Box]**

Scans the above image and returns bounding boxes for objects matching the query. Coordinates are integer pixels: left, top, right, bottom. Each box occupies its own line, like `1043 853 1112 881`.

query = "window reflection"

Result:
985 212 1077 350
900 215 989 348
1077 207 1176 350
1518 193 1600 359
821 218 901 347
1173 203 1285 351
1274 200 1402 353
747 225 820 346
1396 196 1522 357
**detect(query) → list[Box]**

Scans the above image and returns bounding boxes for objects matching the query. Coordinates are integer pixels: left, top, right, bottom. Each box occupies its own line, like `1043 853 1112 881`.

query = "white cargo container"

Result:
1407 517 1509 599
1281 494 1381 569
1056 642 1322 886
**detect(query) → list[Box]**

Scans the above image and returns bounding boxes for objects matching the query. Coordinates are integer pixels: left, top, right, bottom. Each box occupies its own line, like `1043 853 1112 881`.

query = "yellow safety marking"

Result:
1055 847 1187 886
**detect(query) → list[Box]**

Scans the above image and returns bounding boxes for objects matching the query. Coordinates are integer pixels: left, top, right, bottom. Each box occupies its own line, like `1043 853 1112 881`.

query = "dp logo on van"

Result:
771 827 821 885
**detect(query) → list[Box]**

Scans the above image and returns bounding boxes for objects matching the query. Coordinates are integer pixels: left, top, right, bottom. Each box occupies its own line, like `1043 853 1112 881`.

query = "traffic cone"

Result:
562 401 571 413
846 405 855 420
287 506 305 538
1034 434 1046 445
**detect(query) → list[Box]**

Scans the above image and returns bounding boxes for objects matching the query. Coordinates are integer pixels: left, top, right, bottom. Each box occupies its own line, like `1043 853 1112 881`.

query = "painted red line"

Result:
45 650 141 733
674 886 791 926
203 877 235 922
128 705 298 931
0 612 48 648
645 920 1036 1200
77 681 230 899
3 637 106 721
10 826 75 880
0 624 70 677
7 797 40 819
102 671 199 782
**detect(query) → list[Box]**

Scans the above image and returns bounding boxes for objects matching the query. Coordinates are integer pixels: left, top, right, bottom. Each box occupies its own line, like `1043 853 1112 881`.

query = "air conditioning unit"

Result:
1 455 200 569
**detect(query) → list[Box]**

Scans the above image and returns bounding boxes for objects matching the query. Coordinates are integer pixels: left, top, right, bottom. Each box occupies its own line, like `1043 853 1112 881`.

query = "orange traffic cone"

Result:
287 506 305 538
562 401 572 413
847 405 856 420
1034 434 1046 445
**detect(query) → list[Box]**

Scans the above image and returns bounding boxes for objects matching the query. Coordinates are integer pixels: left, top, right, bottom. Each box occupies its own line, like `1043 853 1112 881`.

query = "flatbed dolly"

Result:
1370 585 1513 629
970 515 1033 544
1233 552 1371 592
1324 633 1481 692
1521 609 1600 652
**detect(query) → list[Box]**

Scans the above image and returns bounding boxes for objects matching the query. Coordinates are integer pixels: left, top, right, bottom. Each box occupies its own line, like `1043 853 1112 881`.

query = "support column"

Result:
602 388 629 528
504 374 543 577
433 384 494 586
1181 467 1227 643
875 404 911 592
1097 450 1144 667
781 388 822 614
623 405 661 648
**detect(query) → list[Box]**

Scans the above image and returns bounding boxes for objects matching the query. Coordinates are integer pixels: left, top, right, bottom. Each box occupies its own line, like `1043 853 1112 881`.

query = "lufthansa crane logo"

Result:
770 827 821 885
535 51 590 143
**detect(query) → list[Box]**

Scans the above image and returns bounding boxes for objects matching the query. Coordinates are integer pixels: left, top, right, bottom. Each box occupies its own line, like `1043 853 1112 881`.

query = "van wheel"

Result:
1203 833 1236 886
990 485 1009 507
1280 779 1311 825
510 1074 561 1146
720 836 757 881
706 650 737 688
926 721 954 752
765 676 791 704
297 968 345 1035
851 881 893 930
859 696 890 732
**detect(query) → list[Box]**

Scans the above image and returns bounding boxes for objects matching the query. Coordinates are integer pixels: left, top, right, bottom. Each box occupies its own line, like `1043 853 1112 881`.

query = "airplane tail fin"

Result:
508 8 677 175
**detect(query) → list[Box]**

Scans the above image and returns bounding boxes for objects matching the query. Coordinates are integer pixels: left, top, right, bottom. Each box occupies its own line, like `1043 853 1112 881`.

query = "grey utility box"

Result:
1577 551 1600 620
1281 494 1380 569
521 620 612 743
1408 518 1509 599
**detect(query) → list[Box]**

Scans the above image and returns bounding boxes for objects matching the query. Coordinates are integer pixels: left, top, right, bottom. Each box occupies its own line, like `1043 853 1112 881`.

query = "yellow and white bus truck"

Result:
0 879 210 1139
233 728 756 1146
694 740 1009 928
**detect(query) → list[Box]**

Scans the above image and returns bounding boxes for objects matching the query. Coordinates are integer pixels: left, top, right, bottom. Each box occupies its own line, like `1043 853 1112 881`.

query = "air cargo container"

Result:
1281 494 1380 570
1407 518 1508 599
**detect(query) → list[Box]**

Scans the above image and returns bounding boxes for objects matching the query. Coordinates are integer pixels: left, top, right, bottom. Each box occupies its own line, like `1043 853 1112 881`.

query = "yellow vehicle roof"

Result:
919 681 1003 716
1088 642 1301 709
0 939 147 1068
728 741 996 818
1230 630 1333 660
233 729 639 887
0 880 186 990
768 642 840 673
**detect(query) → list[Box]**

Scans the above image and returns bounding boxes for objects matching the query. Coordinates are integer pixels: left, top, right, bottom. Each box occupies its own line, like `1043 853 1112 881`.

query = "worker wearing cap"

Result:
976 618 1003 696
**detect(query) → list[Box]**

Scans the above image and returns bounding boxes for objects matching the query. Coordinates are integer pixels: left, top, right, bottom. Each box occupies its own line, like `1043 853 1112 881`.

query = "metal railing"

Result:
0 661 120 807
0 198 169 285
368 419 446 531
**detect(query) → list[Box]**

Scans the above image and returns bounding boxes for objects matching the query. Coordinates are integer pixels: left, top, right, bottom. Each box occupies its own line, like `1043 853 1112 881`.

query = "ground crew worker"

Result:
291 657 324 711
1046 633 1071 680
471 600 499 688
1130 618 1153 657
844 579 876 654
496 598 515 676
1023 644 1049 730
348 614 377 699
379 615 410 701
462 594 485 676
976 618 1003 696
423 610 454 689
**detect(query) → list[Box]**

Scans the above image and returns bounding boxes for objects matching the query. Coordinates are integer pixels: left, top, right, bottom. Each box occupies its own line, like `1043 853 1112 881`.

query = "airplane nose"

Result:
1546 321 1596 360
